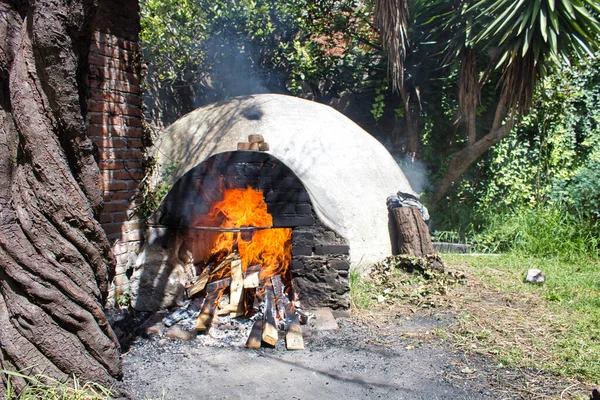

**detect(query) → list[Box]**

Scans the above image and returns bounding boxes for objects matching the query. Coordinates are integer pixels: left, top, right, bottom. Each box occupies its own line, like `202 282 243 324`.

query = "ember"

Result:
170 187 305 349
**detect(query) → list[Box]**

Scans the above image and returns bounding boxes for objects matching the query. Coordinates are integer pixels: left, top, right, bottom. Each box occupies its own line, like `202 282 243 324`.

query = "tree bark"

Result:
0 0 121 393
435 91 513 201
392 207 434 257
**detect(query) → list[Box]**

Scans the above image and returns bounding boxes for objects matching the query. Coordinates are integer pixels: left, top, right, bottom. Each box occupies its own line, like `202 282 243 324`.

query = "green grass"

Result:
473 206 600 260
1 369 114 399
446 253 600 382
349 270 376 310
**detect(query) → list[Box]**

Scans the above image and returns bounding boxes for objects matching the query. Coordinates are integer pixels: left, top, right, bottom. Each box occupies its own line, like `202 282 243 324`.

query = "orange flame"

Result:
200 187 291 280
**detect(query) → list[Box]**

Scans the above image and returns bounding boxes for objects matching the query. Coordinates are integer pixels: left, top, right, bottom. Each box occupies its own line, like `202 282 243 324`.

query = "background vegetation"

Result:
140 0 600 291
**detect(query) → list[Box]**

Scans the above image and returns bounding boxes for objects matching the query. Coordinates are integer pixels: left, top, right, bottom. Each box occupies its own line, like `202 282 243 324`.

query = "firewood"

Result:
195 283 226 333
285 314 304 350
186 267 210 298
262 285 278 346
229 259 244 317
271 275 288 319
242 264 261 288
186 252 240 298
270 275 304 350
247 134 264 143
245 319 264 349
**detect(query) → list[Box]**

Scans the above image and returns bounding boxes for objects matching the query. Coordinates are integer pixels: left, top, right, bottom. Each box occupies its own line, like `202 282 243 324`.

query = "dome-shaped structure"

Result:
151 94 415 271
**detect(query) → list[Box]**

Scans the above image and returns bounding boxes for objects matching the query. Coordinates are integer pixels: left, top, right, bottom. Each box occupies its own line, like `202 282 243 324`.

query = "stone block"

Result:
272 215 315 227
329 260 350 270
292 246 313 256
291 260 305 271
267 203 296 215
296 203 313 214
311 308 339 331
314 244 350 255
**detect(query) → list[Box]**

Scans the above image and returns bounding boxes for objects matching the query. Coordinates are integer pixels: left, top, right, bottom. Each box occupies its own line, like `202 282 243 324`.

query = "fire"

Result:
199 187 291 280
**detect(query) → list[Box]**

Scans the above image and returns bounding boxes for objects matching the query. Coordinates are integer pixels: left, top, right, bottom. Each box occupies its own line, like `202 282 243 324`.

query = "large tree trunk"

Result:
0 0 121 393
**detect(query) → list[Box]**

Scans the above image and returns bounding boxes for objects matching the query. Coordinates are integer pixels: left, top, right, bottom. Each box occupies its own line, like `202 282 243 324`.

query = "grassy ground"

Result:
1 370 115 400
351 253 600 398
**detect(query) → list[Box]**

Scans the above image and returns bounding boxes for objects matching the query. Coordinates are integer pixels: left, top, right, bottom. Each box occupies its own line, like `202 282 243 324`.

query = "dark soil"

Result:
116 310 519 399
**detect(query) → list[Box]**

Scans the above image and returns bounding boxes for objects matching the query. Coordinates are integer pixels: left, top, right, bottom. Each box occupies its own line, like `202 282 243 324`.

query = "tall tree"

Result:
376 0 600 200
0 0 121 393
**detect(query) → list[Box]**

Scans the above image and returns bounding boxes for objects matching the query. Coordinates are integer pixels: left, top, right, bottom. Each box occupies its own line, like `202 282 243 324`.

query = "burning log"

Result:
228 259 244 317
186 252 241 297
245 319 264 349
261 285 279 346
195 279 228 332
272 275 304 350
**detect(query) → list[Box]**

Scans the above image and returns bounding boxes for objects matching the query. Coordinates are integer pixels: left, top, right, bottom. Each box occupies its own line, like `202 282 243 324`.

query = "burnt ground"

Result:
115 310 534 400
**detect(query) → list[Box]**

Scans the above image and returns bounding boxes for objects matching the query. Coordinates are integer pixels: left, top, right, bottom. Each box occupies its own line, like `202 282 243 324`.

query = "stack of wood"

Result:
184 251 304 350
237 134 269 151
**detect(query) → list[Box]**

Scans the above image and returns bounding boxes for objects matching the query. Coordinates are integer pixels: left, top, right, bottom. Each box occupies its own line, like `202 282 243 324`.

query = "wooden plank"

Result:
229 259 244 317
243 264 261 288
195 283 226 333
186 252 240 298
186 265 210 298
261 285 278 346
285 314 304 350
271 275 287 319
245 319 264 349
244 271 260 288
271 275 304 350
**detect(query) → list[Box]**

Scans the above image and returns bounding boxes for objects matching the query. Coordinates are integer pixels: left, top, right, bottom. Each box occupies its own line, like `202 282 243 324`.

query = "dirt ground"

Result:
117 310 530 400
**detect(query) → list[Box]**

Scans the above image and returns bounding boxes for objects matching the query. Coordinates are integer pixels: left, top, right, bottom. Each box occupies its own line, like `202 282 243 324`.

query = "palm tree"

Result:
375 0 600 200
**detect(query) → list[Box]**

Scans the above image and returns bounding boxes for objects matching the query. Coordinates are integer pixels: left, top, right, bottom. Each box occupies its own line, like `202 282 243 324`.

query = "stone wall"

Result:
86 0 144 304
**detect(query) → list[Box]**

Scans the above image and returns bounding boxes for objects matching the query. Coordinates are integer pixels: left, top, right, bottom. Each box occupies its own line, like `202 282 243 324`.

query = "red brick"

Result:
99 160 125 170
104 180 128 191
87 100 141 117
102 222 124 235
89 65 140 85
88 77 141 95
105 191 137 201
103 201 130 213
105 169 144 180
127 180 141 190
111 211 128 223
87 113 143 128
96 138 128 149
125 160 143 169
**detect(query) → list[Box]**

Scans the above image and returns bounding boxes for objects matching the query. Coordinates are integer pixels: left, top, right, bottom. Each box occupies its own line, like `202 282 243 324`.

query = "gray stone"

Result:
526 269 546 284
129 241 194 311
328 260 350 270
314 244 350 255
311 308 339 331
165 326 197 341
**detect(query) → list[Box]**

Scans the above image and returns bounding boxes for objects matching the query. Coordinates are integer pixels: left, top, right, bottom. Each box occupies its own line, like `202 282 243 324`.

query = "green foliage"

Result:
431 57 600 256
141 0 382 125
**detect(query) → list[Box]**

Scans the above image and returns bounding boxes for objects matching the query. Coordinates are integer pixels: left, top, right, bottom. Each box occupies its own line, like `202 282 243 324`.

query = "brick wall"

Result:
86 0 144 304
